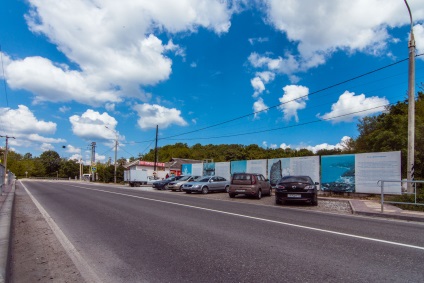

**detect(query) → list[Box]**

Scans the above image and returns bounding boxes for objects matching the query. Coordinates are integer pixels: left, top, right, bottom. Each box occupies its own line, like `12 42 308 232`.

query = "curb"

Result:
349 200 424 223
0 181 15 283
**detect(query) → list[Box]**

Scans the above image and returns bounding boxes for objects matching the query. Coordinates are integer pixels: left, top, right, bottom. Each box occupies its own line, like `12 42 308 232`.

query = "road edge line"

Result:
20 181 103 283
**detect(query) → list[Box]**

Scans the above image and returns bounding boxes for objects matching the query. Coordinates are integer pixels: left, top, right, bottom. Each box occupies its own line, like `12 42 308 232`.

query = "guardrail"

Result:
378 179 424 213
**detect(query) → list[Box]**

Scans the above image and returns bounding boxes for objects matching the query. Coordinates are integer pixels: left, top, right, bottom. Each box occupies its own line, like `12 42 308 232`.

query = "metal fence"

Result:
378 179 424 212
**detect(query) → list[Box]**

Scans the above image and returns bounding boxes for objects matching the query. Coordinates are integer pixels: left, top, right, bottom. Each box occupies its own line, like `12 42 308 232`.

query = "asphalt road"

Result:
17 180 424 283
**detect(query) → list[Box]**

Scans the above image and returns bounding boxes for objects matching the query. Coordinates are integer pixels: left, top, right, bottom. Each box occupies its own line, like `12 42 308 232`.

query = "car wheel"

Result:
275 198 282 205
256 189 262 199
225 186 229 193
229 193 235 198
185 191 191 194
180 186 184 192
311 196 318 206
202 186 209 194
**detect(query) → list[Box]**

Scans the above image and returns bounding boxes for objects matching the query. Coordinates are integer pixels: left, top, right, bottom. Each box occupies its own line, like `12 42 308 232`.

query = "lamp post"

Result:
105 126 118 183
404 0 415 192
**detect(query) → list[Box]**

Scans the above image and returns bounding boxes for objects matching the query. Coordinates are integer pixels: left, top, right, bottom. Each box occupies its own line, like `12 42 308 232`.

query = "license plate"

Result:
236 189 245 192
287 194 301 198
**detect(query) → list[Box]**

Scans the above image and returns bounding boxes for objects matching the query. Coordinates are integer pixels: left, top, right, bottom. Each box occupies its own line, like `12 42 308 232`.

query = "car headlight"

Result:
193 185 200 188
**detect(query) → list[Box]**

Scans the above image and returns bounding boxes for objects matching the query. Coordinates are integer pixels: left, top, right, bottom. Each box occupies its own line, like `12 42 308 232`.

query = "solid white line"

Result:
69 184 424 251
20 181 103 283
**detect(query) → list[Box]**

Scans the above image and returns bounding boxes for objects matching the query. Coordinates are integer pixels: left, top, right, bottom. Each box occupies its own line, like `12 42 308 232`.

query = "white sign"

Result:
355 151 401 194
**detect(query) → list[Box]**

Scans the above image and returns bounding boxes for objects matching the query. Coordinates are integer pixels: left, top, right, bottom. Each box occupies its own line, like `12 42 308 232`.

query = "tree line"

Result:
3 91 423 181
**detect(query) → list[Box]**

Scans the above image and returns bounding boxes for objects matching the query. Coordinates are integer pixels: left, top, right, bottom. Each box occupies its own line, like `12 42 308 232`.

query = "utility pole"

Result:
0 135 15 190
154 125 158 171
105 126 118 183
404 0 415 192
91 142 96 181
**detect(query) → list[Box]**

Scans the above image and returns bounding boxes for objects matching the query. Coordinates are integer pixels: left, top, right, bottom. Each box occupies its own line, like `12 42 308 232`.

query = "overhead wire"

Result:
157 55 422 141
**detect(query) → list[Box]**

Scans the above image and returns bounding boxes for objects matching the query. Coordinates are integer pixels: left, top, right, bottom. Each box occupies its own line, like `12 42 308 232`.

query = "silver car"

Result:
167 175 201 191
182 176 230 194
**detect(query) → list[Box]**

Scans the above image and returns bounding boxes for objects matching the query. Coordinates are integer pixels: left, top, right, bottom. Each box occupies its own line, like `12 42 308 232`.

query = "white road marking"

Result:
20 182 103 283
68 184 424 251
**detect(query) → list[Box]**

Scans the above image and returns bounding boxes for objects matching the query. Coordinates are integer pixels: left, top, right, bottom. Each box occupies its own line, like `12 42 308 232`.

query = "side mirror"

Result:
315 182 320 185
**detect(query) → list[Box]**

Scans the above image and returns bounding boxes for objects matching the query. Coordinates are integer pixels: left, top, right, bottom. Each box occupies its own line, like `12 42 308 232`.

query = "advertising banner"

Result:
230 160 247 174
290 156 320 184
203 162 215 176
355 151 401 194
181 164 192 175
321 154 355 193
215 162 231 180
192 163 203 176
247 159 267 176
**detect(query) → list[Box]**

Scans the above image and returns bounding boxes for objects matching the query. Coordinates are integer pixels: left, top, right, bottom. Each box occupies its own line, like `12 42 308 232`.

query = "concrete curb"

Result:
0 181 15 283
349 199 424 223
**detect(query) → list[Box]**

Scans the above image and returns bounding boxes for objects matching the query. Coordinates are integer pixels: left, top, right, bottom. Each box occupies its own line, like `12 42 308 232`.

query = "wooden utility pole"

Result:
0 135 15 189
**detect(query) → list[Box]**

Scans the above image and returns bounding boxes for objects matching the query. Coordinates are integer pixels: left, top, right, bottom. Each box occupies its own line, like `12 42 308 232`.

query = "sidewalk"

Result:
0 182 15 283
348 198 424 222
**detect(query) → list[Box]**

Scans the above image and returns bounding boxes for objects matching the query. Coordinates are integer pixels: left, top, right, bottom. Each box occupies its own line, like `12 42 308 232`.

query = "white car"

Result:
146 176 161 185
167 175 201 191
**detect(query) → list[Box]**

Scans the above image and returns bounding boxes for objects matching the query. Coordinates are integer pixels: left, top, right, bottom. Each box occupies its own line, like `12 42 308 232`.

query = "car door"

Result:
209 176 219 191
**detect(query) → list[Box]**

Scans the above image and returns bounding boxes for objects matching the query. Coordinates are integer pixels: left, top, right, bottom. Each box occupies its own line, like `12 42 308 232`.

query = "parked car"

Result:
152 175 184 190
228 173 272 199
275 175 319 205
182 176 230 194
167 175 201 191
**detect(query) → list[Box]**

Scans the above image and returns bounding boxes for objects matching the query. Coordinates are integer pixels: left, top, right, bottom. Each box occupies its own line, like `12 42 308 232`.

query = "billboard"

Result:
321 154 355 193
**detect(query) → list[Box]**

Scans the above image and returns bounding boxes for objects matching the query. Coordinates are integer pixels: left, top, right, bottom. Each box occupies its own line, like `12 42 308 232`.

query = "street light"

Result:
404 0 415 192
105 126 118 183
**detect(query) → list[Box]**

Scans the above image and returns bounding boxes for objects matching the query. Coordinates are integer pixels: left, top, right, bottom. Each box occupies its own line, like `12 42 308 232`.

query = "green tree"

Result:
39 150 61 176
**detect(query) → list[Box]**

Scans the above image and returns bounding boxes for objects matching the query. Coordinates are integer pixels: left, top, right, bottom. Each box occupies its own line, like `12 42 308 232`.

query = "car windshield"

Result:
179 175 192 181
280 176 311 183
164 177 175 181
233 174 251 180
197 177 211 182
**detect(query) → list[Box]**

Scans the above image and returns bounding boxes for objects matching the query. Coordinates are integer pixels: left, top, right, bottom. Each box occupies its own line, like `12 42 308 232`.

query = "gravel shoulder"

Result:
10 184 84 283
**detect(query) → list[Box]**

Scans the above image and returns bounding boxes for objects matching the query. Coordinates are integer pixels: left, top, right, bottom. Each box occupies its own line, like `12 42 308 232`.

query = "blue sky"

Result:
0 0 424 164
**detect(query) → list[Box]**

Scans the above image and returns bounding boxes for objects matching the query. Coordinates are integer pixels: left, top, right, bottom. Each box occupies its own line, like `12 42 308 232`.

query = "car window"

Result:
233 174 250 181
179 175 192 181
198 177 211 182
280 176 312 183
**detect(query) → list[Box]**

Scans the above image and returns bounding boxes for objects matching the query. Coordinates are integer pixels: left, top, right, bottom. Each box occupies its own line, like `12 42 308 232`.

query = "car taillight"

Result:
277 185 285 189
251 175 256 185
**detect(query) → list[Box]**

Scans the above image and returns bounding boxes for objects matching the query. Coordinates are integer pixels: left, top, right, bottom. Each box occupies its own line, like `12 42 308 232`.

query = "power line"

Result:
166 103 393 141
158 55 422 142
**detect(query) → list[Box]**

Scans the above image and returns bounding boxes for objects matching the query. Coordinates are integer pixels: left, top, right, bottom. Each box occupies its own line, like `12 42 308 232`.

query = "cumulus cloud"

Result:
248 1 424 78
414 24 424 57
251 71 275 97
2 0 234 106
69 109 121 140
0 105 57 135
317 91 389 122
278 85 309 122
133 103 188 129
253 97 268 119
297 136 352 153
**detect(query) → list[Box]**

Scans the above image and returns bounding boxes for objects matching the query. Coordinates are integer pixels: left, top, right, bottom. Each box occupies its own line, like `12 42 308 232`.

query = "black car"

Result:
152 175 184 190
275 176 319 205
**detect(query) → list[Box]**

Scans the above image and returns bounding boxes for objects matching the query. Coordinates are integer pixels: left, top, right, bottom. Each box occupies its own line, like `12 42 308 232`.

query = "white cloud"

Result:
59 106 71 113
133 103 188 129
251 71 275 97
0 105 56 135
65 145 82 154
414 24 424 58
263 0 424 58
297 136 352 153
253 97 268 119
248 37 269 45
278 85 309 122
40 143 54 151
317 91 389 123
279 143 291 150
69 109 120 140
249 1 424 78
2 1 234 106
105 103 115 112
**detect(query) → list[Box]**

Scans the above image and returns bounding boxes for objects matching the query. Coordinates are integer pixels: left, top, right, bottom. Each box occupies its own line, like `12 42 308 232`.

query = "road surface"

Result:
11 180 424 282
